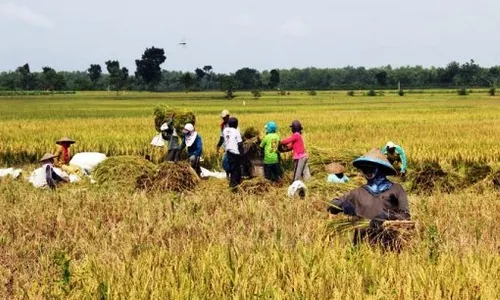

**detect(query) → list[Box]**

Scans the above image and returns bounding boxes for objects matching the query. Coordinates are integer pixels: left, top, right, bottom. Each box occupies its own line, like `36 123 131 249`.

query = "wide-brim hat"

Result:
353 148 397 176
40 153 57 162
325 163 345 174
56 137 75 145
220 109 230 118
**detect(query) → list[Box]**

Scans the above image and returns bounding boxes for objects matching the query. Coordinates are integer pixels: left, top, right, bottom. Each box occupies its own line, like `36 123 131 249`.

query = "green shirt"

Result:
260 133 280 164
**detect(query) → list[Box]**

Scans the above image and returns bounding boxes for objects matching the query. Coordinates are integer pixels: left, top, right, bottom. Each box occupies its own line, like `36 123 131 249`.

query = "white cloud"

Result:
280 19 307 37
0 2 54 29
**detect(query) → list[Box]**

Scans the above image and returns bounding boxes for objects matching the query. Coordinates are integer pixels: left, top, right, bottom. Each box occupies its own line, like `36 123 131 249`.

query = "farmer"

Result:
280 120 310 183
327 148 411 244
54 137 81 175
31 153 69 190
326 163 349 183
160 119 181 162
216 109 231 174
178 123 203 176
223 117 243 188
381 141 407 176
260 121 282 182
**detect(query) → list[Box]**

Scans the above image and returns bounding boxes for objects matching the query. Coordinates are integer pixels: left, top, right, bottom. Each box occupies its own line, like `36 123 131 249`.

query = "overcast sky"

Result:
1 0 499 73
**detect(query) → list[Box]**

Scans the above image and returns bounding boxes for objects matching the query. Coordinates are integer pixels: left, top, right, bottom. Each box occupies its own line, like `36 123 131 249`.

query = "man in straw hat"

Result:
30 153 69 189
327 148 410 244
326 163 349 183
381 141 407 177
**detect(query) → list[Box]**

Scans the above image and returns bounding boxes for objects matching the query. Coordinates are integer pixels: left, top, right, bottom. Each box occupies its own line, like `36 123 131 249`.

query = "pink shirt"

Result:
281 132 307 160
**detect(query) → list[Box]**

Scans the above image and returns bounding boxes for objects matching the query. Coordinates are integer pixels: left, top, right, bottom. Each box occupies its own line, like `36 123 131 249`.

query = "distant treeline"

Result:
1 59 499 94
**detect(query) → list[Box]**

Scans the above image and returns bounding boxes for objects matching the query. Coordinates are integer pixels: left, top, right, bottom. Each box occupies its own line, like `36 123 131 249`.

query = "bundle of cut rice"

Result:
93 156 156 189
237 177 273 195
154 105 196 136
137 161 200 193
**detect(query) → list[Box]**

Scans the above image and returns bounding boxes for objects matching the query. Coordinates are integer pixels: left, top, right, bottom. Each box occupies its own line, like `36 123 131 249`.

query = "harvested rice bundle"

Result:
326 218 416 251
137 161 200 193
93 156 156 189
407 161 461 194
153 105 196 136
237 177 273 195
308 146 359 173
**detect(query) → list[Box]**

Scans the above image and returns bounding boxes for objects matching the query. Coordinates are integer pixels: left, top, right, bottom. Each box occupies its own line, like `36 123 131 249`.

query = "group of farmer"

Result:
36 108 411 246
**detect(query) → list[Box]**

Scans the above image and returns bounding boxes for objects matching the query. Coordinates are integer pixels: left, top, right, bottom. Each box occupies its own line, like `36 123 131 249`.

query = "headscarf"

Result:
362 167 393 196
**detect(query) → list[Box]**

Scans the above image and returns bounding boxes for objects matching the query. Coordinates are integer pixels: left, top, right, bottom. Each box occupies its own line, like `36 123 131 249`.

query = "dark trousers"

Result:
166 149 180 162
264 163 282 182
227 152 242 187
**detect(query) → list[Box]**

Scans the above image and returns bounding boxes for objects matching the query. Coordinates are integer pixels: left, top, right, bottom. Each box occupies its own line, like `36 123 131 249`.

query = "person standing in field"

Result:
223 117 243 188
160 118 181 162
260 121 282 182
54 137 81 175
280 120 310 183
217 109 231 173
178 123 203 176
381 141 407 177
327 148 410 245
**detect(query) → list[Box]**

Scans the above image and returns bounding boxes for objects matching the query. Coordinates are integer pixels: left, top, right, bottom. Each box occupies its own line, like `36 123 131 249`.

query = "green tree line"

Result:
1 46 499 95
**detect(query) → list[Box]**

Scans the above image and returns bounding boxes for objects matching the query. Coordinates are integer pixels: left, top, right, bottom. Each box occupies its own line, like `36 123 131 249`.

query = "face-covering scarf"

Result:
362 167 393 196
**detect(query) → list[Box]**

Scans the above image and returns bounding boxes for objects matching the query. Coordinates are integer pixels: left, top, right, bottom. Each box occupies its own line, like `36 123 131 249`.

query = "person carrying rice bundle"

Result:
381 141 407 177
54 137 82 175
326 163 349 183
216 109 231 174
327 148 410 245
223 117 243 188
178 123 203 176
31 153 69 190
260 121 282 182
280 120 310 183
160 119 181 162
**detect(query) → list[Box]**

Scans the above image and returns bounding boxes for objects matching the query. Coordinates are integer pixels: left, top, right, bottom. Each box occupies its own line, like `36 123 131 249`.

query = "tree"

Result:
41 67 66 91
195 68 206 81
105 60 129 94
203 65 213 74
219 74 237 99
135 46 166 91
234 67 262 90
16 63 35 90
375 70 388 86
269 69 280 89
179 73 194 92
87 64 102 90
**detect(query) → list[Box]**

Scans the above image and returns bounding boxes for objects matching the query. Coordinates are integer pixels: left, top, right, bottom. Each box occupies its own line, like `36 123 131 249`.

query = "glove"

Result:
327 200 343 214
342 201 356 216
369 210 391 229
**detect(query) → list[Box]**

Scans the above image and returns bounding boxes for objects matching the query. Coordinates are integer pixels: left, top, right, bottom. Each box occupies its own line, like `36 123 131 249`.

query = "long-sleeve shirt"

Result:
330 183 410 220
54 146 70 167
280 132 307 160
381 145 407 172
180 134 203 157
45 164 65 190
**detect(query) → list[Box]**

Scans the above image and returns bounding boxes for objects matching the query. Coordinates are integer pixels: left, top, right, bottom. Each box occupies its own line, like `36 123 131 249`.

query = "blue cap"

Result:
265 121 277 133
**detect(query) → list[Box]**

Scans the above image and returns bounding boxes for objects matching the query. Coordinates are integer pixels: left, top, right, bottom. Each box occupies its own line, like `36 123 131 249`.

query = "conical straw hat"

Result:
56 137 75 145
353 148 397 175
325 163 345 174
39 153 57 162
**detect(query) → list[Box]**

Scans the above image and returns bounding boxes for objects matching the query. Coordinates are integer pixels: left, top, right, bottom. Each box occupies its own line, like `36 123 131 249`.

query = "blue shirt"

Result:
327 174 349 183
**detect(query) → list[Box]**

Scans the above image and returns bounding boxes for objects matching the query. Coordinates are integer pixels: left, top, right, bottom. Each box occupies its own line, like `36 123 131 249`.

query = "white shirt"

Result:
223 127 242 155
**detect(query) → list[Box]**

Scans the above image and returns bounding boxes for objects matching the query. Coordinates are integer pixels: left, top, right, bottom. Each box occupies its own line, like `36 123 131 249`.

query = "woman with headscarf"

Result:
54 137 82 175
178 123 203 176
327 148 410 244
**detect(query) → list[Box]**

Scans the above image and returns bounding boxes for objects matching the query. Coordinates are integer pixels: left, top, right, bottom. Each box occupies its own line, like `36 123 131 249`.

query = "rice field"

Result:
1 91 500 299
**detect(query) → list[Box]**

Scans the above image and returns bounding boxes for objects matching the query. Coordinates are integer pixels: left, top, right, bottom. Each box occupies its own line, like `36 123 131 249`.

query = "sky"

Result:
1 0 499 73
